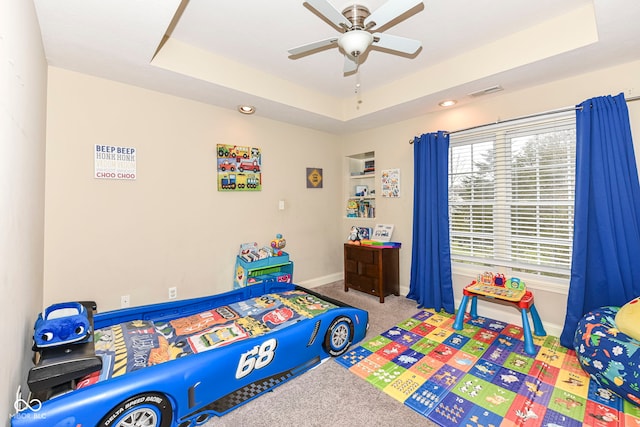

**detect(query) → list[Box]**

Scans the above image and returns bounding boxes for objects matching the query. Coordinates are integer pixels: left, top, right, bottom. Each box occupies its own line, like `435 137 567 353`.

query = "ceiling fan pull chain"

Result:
355 65 363 110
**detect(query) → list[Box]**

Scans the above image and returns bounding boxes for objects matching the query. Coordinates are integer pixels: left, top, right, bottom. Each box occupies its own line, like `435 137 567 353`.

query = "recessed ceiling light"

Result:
238 105 256 115
439 100 457 107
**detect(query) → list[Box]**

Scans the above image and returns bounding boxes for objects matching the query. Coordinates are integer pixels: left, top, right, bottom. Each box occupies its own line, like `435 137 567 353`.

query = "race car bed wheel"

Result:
324 316 354 357
99 392 172 427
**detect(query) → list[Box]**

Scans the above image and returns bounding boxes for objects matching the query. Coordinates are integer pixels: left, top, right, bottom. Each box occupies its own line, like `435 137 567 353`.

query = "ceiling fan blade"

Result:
306 0 352 29
288 37 339 56
372 33 421 55
365 0 423 29
343 55 358 73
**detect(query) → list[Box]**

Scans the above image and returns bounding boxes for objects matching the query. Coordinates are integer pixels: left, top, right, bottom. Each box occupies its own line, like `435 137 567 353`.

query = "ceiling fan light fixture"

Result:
289 0 424 73
338 30 373 58
237 105 256 115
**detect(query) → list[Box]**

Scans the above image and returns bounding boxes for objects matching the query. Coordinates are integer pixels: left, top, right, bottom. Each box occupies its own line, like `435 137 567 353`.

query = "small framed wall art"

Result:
306 168 323 188
355 185 368 196
217 144 262 191
381 168 400 197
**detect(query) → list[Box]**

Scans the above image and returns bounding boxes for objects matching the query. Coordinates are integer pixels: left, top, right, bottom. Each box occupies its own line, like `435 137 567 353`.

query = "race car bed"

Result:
13 282 368 427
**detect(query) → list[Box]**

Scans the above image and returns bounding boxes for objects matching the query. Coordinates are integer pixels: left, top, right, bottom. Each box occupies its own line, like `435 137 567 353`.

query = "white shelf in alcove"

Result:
350 174 375 179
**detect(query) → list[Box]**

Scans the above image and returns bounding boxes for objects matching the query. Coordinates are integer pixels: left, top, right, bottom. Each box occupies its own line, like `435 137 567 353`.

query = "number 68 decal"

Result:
235 338 278 379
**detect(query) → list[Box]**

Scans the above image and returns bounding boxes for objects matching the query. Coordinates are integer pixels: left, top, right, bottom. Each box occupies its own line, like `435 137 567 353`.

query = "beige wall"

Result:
42 59 640 351
342 60 640 336
1 0 47 423
44 68 343 311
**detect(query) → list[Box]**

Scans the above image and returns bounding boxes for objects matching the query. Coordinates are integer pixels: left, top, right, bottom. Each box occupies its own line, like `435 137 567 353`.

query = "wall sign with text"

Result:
95 144 137 180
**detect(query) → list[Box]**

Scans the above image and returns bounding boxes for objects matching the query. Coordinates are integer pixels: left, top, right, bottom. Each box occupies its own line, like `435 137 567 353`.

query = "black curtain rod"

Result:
409 95 640 143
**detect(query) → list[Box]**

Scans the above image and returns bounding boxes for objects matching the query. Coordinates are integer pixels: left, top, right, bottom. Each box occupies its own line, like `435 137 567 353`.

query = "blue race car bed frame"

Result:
12 282 368 427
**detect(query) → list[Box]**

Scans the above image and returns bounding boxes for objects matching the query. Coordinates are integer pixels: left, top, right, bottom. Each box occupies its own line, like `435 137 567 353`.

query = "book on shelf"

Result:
346 198 375 218
364 160 375 174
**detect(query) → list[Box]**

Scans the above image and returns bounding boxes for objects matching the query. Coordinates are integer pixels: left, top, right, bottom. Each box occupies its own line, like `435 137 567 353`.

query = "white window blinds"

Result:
448 112 576 279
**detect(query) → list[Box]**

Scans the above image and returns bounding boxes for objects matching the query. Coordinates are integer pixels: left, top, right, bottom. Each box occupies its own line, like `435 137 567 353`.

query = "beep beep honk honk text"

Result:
95 144 137 180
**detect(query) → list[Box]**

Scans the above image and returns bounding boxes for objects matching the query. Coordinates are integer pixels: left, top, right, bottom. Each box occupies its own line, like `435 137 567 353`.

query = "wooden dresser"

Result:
343 243 400 303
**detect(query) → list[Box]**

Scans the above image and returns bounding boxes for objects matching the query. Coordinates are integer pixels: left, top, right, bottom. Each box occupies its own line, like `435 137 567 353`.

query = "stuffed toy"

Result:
615 296 640 341
34 302 91 348
347 226 360 242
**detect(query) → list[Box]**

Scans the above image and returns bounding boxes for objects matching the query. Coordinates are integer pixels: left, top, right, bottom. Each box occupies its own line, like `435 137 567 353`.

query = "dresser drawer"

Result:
345 246 377 265
345 258 378 277
345 259 358 274
345 273 379 295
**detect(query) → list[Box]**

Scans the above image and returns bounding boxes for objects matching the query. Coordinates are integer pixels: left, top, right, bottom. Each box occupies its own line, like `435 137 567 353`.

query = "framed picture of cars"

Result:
217 144 262 191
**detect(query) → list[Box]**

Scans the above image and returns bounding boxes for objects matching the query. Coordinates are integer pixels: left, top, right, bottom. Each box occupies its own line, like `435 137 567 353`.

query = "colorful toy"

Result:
270 233 286 256
477 272 495 286
506 277 526 290
466 273 526 301
347 226 360 242
454 279 545 355
33 302 91 348
475 272 515 288
493 273 506 286
465 283 526 301
346 200 359 218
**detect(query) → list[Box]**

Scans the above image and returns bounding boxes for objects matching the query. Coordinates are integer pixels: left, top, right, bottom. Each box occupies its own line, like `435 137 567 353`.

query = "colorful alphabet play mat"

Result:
336 309 640 426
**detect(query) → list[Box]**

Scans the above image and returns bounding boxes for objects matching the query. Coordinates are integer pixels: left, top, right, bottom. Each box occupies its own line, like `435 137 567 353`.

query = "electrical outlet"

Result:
121 295 130 308
168 287 177 300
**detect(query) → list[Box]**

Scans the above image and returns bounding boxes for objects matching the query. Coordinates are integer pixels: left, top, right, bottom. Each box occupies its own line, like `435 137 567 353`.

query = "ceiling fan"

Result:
288 0 424 74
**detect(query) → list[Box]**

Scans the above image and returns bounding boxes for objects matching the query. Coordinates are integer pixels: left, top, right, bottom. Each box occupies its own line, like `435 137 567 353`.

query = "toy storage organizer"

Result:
234 252 293 289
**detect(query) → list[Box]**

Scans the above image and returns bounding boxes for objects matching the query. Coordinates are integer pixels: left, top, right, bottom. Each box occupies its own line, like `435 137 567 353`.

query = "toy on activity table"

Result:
454 273 544 356
469 272 526 301
477 271 506 287
505 277 526 290
477 271 495 286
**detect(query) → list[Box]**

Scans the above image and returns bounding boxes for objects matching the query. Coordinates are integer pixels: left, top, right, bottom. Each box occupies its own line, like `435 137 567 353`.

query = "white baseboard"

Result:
297 273 343 289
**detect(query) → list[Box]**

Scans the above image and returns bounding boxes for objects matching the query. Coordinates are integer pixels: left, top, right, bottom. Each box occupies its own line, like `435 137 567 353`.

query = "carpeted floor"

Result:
336 305 640 426
205 281 436 427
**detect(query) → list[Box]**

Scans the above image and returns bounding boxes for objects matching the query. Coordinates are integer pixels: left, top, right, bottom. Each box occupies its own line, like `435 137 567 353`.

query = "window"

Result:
448 112 576 279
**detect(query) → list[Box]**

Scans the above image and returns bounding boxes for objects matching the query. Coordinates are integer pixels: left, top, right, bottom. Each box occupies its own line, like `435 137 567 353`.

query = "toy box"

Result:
234 252 293 289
